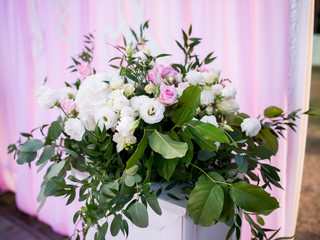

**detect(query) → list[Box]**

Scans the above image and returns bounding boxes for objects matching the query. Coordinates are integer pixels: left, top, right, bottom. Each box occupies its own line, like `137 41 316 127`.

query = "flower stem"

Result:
189 163 232 187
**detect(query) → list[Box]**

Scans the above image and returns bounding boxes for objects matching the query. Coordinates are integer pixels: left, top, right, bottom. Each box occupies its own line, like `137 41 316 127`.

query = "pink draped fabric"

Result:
0 0 311 238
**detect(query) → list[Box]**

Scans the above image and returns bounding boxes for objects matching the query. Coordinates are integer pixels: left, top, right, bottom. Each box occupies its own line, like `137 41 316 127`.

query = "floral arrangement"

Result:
8 21 300 240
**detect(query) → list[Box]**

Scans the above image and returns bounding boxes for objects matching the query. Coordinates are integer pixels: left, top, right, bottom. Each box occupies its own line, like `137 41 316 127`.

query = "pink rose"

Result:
155 65 178 78
61 99 76 115
77 63 92 79
148 72 161 85
158 84 178 106
198 66 209 73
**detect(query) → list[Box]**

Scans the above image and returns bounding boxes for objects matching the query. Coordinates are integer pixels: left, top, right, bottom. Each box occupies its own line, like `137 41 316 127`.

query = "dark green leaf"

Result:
187 180 224 226
126 131 148 168
234 154 248 173
44 176 65 197
172 85 201 125
145 193 162 215
153 154 179 181
110 214 122 236
230 181 279 215
48 121 62 140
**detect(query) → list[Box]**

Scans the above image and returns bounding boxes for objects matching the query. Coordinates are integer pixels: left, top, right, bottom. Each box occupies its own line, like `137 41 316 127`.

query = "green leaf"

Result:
172 85 201 125
153 154 179 181
126 131 148 168
148 130 188 159
127 202 149 228
48 121 62 140
73 211 81 224
230 181 279 215
187 180 224 226
36 147 55 166
101 180 119 198
144 193 162 215
111 214 122 237
264 106 283 118
234 154 248 173
188 121 230 143
20 139 43 152
252 145 274 159
44 176 65 197
197 150 216 161
17 151 37 164
256 128 278 155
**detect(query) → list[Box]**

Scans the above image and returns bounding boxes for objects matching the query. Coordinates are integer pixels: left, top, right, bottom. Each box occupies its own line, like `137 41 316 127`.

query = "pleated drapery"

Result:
0 0 313 238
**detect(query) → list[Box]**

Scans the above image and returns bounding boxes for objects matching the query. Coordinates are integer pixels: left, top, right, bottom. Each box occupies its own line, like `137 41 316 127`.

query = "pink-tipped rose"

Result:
61 99 76 115
198 66 209 73
158 84 178 106
77 63 92 79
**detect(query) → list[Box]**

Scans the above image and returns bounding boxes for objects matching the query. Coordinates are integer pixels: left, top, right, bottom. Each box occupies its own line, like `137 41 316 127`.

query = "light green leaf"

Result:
148 130 188 159
188 121 229 143
187 180 224 226
172 85 201 125
101 180 119 198
20 139 43 152
17 151 37 164
126 131 148 168
127 202 149 228
264 106 283 118
36 146 55 166
44 176 65 197
230 181 279 215
46 160 66 179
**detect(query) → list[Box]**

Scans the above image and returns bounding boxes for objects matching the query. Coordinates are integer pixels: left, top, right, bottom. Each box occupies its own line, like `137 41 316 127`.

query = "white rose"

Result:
94 106 118 131
200 115 219 127
185 70 203 85
36 86 60 109
113 95 130 112
217 99 239 113
139 99 165 124
78 110 96 131
59 87 77 100
75 72 112 128
130 95 151 111
202 72 216 84
110 75 124 90
123 83 135 96
116 116 135 137
211 84 223 97
120 106 136 118
221 86 237 99
200 90 215 105
64 118 85 141
241 118 261 137
109 89 124 100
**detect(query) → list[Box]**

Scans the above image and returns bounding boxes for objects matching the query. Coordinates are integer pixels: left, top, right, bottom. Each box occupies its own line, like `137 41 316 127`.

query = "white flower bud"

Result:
241 118 261 137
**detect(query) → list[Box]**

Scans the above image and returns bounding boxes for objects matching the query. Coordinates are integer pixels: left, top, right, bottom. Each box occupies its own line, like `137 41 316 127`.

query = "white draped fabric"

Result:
0 0 313 239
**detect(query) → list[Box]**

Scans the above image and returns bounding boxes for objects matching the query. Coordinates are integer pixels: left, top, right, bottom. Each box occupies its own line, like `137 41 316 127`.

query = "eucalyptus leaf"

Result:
48 121 62 140
36 146 55 166
20 139 43 152
110 214 122 236
127 202 148 228
17 151 37 164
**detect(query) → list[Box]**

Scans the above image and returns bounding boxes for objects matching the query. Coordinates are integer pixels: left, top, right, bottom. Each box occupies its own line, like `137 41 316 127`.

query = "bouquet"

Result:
8 21 300 240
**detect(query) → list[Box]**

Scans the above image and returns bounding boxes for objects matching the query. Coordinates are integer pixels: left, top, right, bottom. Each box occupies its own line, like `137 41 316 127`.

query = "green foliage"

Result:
172 85 201 125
